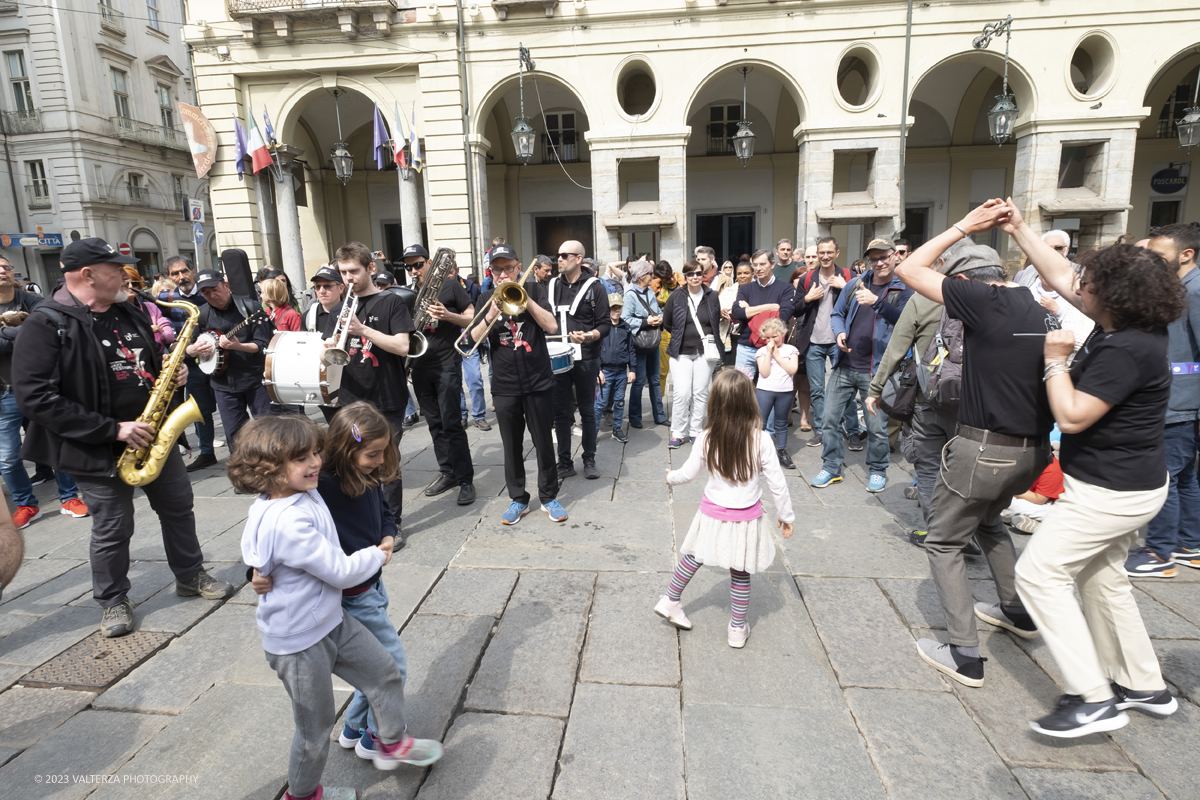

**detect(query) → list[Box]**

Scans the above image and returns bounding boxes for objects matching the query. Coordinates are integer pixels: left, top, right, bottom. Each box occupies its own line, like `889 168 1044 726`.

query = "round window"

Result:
618 64 656 117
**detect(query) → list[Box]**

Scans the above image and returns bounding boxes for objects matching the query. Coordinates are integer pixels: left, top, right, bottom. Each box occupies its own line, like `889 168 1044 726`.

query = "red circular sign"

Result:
118 243 132 256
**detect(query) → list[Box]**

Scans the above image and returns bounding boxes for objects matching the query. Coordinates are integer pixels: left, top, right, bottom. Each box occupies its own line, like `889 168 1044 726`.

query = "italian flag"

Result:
245 113 272 175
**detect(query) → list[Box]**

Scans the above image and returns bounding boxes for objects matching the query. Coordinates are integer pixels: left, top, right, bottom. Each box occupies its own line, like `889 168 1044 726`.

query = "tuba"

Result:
408 246 458 360
116 291 204 487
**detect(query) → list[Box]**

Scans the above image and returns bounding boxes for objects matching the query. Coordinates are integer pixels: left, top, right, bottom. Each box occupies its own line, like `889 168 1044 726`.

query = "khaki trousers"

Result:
1015 473 1169 703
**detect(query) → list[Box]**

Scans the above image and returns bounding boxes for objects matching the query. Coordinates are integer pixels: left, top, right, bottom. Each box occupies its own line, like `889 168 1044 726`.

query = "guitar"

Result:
195 310 269 376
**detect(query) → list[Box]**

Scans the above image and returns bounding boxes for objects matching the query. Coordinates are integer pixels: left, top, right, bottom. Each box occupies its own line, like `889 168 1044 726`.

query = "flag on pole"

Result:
232 114 250 181
245 113 272 174
410 106 423 173
372 104 389 171
262 107 277 147
392 102 407 170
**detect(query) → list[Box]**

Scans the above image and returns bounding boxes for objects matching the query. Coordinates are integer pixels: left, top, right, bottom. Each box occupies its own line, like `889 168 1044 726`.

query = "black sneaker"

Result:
915 638 986 687
612 428 628 443
904 485 919 500
973 602 1039 639
777 448 796 470
908 530 927 547
583 459 599 480
1111 683 1179 716
403 413 420 427
806 433 823 448
847 433 865 452
100 598 135 638
1030 694 1128 739
457 483 476 506
629 420 643 429
558 462 576 480
30 469 54 487
424 474 456 497
176 568 234 600
185 452 219 472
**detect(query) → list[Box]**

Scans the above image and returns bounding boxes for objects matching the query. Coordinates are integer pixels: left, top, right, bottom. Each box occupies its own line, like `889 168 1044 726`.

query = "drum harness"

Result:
548 275 600 361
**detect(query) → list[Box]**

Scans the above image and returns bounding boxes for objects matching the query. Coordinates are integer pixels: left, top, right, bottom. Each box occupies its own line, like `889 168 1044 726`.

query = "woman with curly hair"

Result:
1001 200 1184 738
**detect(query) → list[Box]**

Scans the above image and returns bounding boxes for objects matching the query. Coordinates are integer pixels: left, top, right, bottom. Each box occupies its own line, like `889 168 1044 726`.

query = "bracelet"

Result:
1042 359 1068 373
953 223 969 238
1043 366 1071 382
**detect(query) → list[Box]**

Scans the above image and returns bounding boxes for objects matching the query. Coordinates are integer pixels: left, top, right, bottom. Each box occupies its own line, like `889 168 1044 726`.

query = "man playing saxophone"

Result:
403 244 478 506
13 238 233 640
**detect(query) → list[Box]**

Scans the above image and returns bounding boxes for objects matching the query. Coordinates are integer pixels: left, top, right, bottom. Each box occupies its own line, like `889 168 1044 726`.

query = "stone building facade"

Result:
179 0 1200 279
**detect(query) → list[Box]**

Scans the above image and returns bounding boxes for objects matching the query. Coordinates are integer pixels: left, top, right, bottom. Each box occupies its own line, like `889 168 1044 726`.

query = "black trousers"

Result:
213 383 273 446
412 360 474 485
494 389 557 506
554 357 600 465
76 448 203 608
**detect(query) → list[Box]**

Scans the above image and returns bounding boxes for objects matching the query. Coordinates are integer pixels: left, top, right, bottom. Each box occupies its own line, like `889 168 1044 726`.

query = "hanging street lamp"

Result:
1177 70 1200 152
973 15 1019 145
732 66 756 168
329 89 353 185
512 44 536 166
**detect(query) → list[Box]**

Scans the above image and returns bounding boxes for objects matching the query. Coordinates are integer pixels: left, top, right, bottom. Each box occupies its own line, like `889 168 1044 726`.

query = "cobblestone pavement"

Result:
1 404 1198 799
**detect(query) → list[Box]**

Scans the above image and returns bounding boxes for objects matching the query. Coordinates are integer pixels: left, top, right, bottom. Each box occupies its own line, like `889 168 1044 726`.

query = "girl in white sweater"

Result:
655 369 795 648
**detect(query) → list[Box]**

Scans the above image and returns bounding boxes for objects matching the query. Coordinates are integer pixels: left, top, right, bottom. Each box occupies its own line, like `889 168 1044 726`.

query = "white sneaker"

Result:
727 622 750 649
653 595 693 630
213 439 226 448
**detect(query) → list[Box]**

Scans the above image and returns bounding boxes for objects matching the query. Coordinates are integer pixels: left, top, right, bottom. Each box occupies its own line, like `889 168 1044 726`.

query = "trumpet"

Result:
455 259 539 357
321 288 358 366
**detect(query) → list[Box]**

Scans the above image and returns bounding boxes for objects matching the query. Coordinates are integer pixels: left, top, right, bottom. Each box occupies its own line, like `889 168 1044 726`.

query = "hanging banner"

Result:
178 102 218 179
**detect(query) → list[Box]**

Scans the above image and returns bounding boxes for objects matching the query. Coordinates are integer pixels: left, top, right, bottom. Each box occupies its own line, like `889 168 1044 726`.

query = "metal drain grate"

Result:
20 630 174 691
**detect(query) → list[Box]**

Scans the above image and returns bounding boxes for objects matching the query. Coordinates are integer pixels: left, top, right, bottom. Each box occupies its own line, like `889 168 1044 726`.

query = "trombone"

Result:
455 259 538 357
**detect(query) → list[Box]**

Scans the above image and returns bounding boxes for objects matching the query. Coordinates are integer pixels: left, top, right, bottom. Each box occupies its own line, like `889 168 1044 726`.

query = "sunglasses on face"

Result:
683 271 703 277
406 260 426 271
895 249 908 255
557 253 582 260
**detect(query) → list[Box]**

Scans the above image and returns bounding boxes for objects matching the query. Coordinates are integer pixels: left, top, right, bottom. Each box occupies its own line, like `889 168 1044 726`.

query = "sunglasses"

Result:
1052 245 1069 252
557 252 582 260
683 270 703 277
405 260 426 271
895 249 908 255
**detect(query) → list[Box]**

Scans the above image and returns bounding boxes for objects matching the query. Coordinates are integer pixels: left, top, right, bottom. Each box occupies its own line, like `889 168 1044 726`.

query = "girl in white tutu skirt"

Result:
654 369 795 648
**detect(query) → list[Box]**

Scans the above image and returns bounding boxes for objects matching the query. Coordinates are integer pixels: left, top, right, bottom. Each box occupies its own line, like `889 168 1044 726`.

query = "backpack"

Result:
916 309 964 411
877 354 920 422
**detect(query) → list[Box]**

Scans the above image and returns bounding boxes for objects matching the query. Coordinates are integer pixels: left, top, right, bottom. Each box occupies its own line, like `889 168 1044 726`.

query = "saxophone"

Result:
116 290 204 487
408 246 457 360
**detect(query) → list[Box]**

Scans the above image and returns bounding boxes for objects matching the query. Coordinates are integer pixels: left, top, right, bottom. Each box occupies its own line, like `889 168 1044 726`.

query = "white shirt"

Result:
756 343 799 393
668 430 795 522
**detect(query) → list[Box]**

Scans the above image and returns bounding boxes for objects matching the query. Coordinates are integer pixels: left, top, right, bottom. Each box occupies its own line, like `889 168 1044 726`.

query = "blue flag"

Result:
262 107 276 147
232 115 249 181
372 104 389 171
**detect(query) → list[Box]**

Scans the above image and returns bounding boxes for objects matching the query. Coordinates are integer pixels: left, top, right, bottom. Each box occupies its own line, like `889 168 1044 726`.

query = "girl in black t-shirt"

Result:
1003 211 1185 739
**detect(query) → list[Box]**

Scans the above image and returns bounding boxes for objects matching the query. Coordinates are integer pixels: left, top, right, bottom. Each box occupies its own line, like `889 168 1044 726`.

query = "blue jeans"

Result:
820 368 890 476
629 347 666 425
341 581 408 734
1145 421 1200 560
184 370 215 455
0 390 77 506
806 343 861 439
596 367 629 433
735 343 759 379
756 389 792 450
460 349 486 420
405 392 417 418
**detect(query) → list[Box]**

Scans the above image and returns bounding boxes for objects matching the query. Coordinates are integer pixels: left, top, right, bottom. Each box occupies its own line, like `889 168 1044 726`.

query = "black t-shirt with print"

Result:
91 307 153 424
941 279 1056 438
1061 327 1170 491
480 280 555 396
411 279 473 369
340 290 416 412
203 298 273 394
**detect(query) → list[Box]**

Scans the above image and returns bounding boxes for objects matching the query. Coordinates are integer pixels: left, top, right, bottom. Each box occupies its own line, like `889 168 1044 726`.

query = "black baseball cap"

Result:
195 269 225 289
375 271 395 285
401 244 429 260
311 266 343 284
60 237 138 272
489 244 519 264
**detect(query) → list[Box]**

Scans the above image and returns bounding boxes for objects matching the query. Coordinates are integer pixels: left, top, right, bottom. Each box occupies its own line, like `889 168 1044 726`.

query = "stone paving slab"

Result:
679 569 843 710
1135 588 1200 639
0 558 85 605
66 560 177 608
952 631 1133 771
0 747 17 767
0 710 170 799
0 686 96 749
1012 767 1166 800
877 578 1001 632
682 703 886 800
1110 697 1200 800
395 511 481 570
417 713 563 800
418 568 517 617
0 611 39 638
2 563 93 616
845 687 1027 800
1155 640 1200 704
94 603 259 714
19 518 95 560
0 664 26 692
395 613 496 738
553 683 684 800
44 499 251 562
799 577 946 691
782 503 932 578
134 584 221 634
465 571 594 717
0 606 97 667
1137 581 1200 627
381 563 445 630
579 571 680 686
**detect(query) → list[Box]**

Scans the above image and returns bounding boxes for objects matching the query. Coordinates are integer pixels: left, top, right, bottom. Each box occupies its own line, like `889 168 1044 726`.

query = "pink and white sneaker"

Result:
654 595 693 630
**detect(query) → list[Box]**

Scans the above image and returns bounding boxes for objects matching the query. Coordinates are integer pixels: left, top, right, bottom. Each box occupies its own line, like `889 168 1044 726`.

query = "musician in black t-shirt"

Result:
304 265 344 424
334 241 416 529
403 244 478 506
465 244 566 524
184 270 273 446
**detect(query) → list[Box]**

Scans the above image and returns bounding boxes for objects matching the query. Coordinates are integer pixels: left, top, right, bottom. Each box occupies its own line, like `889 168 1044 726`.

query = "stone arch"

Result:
681 58 807 135
1140 42 1200 139
472 69 593 141
908 49 1038 135
276 76 393 150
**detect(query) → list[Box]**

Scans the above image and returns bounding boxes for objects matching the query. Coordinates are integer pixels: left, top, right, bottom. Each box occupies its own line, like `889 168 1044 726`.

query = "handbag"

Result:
687 292 721 364
629 290 662 353
877 354 920 422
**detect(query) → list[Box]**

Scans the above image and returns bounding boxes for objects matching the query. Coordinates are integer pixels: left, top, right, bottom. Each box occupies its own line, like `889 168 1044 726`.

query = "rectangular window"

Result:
695 213 755 264
157 85 172 129
541 112 578 163
707 104 742 156
146 0 159 30
1151 200 1181 229
5 52 34 113
111 68 131 119
127 173 149 206
172 174 184 209
26 159 49 208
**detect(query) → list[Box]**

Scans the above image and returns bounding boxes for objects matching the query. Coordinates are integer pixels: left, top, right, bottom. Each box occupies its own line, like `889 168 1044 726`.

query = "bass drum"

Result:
263 331 342 406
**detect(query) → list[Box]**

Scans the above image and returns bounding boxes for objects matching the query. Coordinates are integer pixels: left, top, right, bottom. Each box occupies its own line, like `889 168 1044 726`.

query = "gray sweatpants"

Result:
925 431 1050 647
266 614 408 798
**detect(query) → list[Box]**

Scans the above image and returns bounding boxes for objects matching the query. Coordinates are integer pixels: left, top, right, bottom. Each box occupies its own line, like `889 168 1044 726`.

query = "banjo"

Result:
195 309 269 376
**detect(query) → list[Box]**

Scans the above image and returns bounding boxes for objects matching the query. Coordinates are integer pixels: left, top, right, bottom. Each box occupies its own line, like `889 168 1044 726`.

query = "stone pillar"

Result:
272 145 306 289
797 138 834 247
254 172 283 269
468 135 491 274
422 167 436 252
589 150 620 263
797 129 902 248
658 144 687 269
399 172 423 249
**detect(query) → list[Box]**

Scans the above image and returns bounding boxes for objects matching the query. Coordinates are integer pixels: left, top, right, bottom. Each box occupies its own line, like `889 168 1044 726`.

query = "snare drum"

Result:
547 341 575 375
263 331 342 406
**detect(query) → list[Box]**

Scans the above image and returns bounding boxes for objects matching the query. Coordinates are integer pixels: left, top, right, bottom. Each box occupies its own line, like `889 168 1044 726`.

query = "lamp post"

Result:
329 89 353 185
511 44 536 166
732 66 756 168
1178 69 1200 152
973 15 1018 145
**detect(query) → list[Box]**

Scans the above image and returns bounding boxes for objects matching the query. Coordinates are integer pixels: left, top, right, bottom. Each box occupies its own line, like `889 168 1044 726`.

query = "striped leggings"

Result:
666 553 751 628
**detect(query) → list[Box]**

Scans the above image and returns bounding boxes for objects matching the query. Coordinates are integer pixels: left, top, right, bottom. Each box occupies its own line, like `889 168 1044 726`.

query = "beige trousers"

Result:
1015 473 1168 703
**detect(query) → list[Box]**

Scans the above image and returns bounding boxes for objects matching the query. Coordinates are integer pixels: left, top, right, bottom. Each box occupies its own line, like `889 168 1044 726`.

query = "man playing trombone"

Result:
462 244 566 525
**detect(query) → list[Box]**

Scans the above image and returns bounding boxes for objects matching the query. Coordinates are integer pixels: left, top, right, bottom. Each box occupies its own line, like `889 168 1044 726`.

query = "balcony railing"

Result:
25 184 51 210
706 122 737 156
110 115 188 151
99 2 126 35
127 185 151 207
227 0 398 13
1 109 41 134
541 134 579 164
